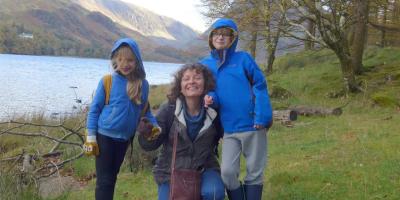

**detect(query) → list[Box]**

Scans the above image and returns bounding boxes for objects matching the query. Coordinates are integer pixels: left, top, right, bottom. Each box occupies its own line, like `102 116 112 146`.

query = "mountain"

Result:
73 0 200 48
0 0 205 62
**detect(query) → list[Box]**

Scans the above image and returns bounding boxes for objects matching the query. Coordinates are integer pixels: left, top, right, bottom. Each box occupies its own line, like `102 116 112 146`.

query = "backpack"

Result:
102 74 149 112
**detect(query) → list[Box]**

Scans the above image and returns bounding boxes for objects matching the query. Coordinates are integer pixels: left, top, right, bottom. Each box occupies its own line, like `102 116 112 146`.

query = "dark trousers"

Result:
95 134 129 200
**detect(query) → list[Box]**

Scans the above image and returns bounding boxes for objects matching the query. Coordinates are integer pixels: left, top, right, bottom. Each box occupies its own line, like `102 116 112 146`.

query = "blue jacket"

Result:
200 18 273 133
86 38 157 141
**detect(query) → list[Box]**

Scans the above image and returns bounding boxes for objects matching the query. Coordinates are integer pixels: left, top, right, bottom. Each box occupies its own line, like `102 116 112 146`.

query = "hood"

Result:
110 38 145 76
208 18 238 54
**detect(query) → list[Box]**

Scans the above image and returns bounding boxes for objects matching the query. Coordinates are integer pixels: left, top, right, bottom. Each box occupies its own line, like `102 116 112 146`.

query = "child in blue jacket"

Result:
201 18 273 200
84 38 158 200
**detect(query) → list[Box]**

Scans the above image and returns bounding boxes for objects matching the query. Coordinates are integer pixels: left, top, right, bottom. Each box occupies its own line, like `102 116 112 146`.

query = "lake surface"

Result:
0 54 181 120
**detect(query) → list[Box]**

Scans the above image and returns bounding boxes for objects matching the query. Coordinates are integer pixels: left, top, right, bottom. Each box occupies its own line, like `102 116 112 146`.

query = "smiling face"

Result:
211 27 234 50
180 69 205 98
113 46 137 76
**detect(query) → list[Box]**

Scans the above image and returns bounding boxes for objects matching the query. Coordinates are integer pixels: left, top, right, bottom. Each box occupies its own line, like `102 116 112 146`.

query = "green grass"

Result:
1 47 400 199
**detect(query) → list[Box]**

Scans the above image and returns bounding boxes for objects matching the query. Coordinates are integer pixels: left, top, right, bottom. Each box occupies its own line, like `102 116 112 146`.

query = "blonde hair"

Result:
111 45 145 104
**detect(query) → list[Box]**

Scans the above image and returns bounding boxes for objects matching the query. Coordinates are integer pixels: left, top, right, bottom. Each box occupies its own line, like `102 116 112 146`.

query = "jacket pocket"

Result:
102 105 117 125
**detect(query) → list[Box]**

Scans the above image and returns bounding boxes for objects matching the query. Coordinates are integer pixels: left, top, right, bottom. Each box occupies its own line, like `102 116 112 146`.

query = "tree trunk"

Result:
289 106 342 116
305 19 315 50
380 4 388 48
350 0 369 75
336 48 360 93
273 110 298 122
248 31 257 58
265 12 284 74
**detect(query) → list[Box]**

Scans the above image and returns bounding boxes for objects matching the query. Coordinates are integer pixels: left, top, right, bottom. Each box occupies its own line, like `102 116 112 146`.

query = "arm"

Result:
138 102 171 151
86 79 106 137
84 79 105 156
244 53 273 127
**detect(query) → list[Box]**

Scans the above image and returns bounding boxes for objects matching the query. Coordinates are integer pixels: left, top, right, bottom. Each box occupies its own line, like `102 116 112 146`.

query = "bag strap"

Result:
102 74 112 105
169 123 179 198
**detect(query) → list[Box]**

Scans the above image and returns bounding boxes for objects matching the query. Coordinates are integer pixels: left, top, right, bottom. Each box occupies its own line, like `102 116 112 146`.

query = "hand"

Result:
204 95 213 108
253 124 265 130
83 135 99 156
148 126 161 141
138 117 154 138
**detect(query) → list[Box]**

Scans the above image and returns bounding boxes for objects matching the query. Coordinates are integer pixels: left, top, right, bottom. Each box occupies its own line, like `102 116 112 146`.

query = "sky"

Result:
121 0 209 32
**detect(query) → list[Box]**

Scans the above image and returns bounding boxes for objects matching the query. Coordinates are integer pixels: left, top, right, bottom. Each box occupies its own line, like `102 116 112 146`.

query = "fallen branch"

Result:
289 105 342 116
273 110 298 122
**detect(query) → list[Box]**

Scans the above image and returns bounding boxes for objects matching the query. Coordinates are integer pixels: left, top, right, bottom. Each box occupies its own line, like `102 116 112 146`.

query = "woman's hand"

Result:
138 117 161 140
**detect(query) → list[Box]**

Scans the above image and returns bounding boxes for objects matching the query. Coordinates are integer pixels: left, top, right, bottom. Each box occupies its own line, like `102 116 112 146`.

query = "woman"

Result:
138 63 225 200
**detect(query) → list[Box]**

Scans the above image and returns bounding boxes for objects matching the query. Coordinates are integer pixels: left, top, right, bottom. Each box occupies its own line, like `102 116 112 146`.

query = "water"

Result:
0 54 181 120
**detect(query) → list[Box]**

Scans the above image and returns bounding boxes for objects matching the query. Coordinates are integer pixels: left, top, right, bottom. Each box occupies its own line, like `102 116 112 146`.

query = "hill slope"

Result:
0 0 203 62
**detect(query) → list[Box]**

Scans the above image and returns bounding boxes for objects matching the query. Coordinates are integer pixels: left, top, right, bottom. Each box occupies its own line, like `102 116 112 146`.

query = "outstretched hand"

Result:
138 117 161 140
138 117 154 138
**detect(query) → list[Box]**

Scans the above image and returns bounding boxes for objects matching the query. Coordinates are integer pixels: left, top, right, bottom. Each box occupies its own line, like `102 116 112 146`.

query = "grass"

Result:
1 47 399 199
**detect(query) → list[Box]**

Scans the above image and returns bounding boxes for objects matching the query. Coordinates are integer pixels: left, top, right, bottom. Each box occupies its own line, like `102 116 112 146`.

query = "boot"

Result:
244 184 263 200
226 185 245 200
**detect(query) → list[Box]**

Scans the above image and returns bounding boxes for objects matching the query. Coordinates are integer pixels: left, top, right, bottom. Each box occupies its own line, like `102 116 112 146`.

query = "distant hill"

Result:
0 0 206 62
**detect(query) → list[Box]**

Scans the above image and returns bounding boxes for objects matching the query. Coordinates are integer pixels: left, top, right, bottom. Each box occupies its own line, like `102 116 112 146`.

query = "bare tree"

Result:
280 0 366 93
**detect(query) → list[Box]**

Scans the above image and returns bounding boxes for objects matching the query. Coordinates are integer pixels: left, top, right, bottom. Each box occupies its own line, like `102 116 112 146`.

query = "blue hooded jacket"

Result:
201 18 273 133
86 38 157 141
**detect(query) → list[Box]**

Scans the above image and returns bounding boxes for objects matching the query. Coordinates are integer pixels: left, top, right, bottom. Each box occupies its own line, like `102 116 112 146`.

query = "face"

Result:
115 47 137 76
212 28 234 50
180 69 205 98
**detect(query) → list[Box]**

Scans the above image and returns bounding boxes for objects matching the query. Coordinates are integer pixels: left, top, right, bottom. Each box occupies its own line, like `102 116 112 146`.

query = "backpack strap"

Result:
102 74 112 105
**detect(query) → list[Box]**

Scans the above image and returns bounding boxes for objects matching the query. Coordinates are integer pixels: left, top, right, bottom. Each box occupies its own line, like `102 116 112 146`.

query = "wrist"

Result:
86 135 97 143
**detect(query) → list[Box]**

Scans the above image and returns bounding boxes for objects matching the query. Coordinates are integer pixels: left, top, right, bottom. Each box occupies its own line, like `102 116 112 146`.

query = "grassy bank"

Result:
1 47 399 199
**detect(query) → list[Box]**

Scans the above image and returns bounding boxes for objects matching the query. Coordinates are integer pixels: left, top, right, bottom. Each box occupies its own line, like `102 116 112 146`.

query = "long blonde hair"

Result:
111 45 145 104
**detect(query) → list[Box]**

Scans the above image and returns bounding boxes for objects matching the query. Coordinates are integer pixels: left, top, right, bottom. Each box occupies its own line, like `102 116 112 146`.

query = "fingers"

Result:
204 95 213 108
253 124 265 130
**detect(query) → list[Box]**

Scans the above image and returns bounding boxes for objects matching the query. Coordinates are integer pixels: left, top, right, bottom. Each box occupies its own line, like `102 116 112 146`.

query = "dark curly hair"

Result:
167 63 215 102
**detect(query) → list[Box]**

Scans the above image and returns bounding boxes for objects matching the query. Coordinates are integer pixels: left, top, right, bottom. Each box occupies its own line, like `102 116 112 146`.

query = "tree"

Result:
280 0 367 93
349 0 369 74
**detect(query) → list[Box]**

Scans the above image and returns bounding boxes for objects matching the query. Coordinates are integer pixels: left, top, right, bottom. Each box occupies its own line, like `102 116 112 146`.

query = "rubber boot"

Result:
226 185 245 200
244 184 263 200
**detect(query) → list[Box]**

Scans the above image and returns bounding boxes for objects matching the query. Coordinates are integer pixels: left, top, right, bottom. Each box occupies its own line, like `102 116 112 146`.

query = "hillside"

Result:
1 47 399 199
0 0 205 62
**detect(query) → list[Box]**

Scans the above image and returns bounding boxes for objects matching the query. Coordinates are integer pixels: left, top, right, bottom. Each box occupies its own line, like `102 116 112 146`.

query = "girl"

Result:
84 38 158 200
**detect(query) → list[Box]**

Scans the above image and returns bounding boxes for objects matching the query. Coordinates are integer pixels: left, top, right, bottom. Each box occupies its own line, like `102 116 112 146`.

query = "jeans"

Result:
158 169 225 200
95 134 130 200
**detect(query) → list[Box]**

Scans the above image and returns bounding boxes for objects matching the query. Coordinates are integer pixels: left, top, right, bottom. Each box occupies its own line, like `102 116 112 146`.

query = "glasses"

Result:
212 29 233 37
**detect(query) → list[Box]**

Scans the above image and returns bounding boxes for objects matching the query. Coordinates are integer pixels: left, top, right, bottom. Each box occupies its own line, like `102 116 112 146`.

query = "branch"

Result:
368 21 400 32
3 131 82 147
35 152 84 179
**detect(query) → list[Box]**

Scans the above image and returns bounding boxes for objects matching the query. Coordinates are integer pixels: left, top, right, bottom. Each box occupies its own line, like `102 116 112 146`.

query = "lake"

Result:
0 54 182 120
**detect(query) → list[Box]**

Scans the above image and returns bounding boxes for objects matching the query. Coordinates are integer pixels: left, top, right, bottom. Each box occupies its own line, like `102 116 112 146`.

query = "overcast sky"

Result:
121 0 209 32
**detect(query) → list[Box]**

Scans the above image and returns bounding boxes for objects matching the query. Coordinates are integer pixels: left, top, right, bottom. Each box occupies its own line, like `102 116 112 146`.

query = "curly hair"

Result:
167 63 215 102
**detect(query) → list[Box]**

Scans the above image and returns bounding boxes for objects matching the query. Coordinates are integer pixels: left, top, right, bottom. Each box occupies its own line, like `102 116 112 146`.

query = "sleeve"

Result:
244 53 273 126
138 102 171 151
86 79 106 136
142 79 158 126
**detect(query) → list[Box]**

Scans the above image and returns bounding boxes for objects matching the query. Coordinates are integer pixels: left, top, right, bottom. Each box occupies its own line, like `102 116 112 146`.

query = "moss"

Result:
371 92 399 108
270 85 293 99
